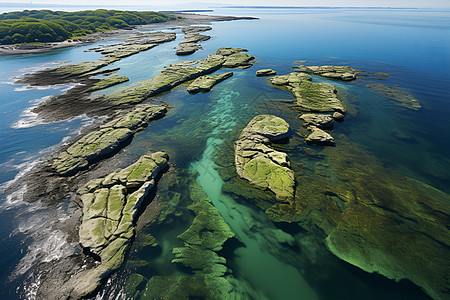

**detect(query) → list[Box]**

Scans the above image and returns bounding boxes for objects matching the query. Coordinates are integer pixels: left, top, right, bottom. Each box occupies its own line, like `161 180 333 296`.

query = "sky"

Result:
1 0 449 9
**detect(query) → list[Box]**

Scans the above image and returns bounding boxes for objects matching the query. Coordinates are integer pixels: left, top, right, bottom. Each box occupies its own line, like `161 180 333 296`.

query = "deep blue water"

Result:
0 7 448 300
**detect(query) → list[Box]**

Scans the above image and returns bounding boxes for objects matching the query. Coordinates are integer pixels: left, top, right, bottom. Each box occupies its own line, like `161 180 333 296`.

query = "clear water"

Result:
0 7 449 300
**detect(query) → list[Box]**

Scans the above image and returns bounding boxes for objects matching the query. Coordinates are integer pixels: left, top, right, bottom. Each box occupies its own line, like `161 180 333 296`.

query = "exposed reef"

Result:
256 69 277 76
187 72 233 94
296 65 362 81
102 47 255 105
235 115 295 202
54 152 168 299
176 26 211 55
18 31 176 86
269 71 346 113
52 104 167 176
367 83 421 110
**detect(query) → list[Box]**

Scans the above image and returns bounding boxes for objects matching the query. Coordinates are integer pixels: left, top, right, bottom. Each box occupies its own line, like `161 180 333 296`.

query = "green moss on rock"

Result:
235 115 295 201
52 104 167 176
269 72 346 113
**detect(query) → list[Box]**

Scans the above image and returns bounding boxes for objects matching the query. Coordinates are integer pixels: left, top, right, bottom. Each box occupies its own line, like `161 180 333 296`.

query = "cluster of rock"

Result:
19 31 177 86
300 113 344 146
235 115 295 201
52 104 167 176
104 47 255 105
176 26 212 55
296 65 361 81
56 152 169 299
187 72 233 94
269 71 346 113
268 70 347 146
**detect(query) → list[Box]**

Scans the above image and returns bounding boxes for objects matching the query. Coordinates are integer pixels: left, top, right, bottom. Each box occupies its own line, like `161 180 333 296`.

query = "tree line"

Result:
0 9 179 45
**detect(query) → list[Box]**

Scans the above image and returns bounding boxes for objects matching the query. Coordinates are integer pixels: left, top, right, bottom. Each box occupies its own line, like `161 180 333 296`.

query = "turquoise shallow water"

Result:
0 7 449 300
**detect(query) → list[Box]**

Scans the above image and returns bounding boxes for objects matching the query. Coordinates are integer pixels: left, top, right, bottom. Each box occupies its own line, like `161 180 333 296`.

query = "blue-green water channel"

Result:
0 7 449 300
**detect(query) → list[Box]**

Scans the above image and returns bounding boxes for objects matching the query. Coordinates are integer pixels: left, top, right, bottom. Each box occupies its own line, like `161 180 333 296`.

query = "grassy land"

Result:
0 9 179 45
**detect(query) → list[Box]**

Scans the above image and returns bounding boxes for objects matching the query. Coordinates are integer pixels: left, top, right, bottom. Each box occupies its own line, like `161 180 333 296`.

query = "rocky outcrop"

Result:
56 152 168 299
104 47 255 105
19 31 177 86
52 104 167 176
256 69 277 76
176 33 211 56
300 113 334 129
87 74 129 92
181 25 212 34
187 72 233 94
269 71 346 113
235 115 295 201
366 83 421 110
297 65 361 81
305 126 335 146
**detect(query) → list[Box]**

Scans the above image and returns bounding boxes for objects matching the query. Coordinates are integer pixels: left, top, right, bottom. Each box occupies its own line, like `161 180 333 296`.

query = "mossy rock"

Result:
269 72 346 113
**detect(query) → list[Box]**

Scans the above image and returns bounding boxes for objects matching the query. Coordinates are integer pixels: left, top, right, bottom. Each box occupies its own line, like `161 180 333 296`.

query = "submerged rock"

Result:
269 72 346 113
52 104 167 176
187 72 233 94
256 69 277 76
235 115 295 201
305 126 335 146
300 113 334 129
266 136 450 300
366 83 421 110
142 181 256 299
297 65 361 81
55 152 168 299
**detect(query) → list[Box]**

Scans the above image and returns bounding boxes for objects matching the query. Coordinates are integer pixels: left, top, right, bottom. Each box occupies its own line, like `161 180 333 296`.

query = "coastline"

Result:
0 13 258 56
1 8 448 300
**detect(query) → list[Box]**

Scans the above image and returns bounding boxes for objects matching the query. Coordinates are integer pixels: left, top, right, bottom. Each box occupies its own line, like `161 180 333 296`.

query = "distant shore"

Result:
0 13 257 56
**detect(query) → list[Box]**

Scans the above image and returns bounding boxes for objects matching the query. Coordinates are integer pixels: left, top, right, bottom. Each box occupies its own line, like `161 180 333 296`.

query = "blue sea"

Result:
0 7 449 300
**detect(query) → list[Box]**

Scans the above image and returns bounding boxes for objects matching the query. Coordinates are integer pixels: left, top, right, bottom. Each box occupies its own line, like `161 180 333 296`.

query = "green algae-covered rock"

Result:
103 48 254 105
141 181 258 299
305 126 335 146
87 74 129 92
125 273 145 299
366 83 421 110
62 152 169 299
297 65 361 81
79 152 168 255
52 104 167 176
264 134 449 300
187 72 233 94
300 113 334 129
235 115 295 201
176 32 211 56
269 72 346 113
256 69 277 76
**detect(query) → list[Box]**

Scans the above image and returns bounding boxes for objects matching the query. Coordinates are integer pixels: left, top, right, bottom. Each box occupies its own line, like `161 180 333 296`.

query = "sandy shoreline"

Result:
0 13 257 56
